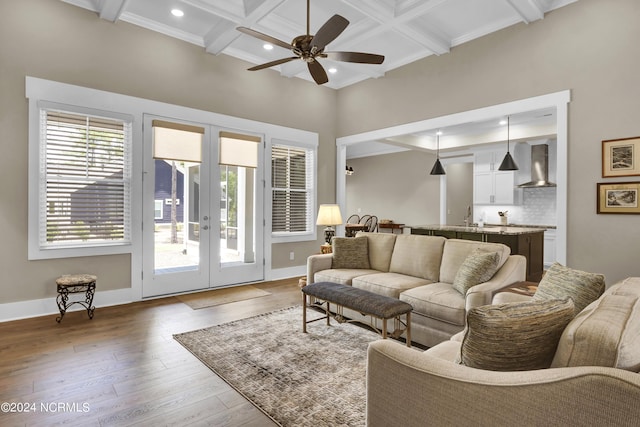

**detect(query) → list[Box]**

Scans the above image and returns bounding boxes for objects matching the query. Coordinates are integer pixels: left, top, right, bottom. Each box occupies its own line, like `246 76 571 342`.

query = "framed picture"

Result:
597 182 640 214
602 137 640 177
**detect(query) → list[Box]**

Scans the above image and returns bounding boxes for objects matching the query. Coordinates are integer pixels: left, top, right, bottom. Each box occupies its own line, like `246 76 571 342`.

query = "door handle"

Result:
202 225 209 230
203 216 209 221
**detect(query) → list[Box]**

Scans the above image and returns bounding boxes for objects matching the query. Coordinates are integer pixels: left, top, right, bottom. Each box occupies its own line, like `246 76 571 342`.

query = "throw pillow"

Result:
533 262 605 314
331 236 371 269
452 250 500 295
458 298 575 371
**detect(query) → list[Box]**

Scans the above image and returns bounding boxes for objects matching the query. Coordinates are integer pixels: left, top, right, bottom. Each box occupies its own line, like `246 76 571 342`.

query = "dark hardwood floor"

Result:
0 278 301 426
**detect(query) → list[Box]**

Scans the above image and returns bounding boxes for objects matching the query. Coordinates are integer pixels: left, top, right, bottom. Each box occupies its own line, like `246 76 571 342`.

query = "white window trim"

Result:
269 137 318 244
28 100 134 260
26 76 318 298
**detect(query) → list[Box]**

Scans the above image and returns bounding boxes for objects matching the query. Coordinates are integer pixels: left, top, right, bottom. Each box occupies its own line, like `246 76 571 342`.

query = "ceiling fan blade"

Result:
324 51 385 64
248 57 298 71
311 15 349 52
236 26 292 51
308 60 328 85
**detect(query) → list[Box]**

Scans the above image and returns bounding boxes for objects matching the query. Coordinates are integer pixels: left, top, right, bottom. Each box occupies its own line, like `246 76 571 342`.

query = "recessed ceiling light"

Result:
436 131 443 135
263 44 274 50
328 67 337 74
171 9 184 17
499 119 507 125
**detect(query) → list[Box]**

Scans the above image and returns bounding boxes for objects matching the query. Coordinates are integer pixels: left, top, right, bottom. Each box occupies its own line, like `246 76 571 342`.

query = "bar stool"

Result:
55 274 97 323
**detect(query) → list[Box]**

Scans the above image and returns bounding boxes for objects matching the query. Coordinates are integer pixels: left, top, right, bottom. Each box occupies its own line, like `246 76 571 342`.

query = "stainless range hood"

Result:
518 144 556 188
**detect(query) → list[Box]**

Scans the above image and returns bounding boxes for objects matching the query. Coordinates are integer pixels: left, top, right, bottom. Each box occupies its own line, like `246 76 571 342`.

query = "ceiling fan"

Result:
236 0 385 85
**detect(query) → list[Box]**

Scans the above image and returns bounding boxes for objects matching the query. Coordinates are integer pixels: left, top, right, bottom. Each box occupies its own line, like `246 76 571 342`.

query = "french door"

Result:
142 115 264 297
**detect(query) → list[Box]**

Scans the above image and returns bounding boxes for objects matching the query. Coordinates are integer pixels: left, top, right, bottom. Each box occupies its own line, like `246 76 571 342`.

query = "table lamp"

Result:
316 204 343 244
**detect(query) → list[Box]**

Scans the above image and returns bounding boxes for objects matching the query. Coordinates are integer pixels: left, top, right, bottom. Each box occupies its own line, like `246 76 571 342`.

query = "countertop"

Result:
409 224 548 235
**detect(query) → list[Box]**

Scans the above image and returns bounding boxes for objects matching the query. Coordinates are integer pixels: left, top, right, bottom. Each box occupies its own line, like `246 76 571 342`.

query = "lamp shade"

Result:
430 158 446 175
498 151 518 171
316 204 343 226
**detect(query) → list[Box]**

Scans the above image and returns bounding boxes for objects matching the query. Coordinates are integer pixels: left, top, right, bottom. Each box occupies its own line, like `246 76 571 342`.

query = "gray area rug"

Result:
173 305 380 426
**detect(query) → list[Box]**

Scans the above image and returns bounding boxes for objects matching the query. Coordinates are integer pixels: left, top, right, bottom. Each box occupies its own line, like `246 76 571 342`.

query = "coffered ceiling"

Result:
61 0 578 89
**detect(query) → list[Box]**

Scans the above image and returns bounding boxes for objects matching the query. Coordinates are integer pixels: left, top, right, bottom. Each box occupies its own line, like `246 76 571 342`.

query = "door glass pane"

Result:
153 160 201 273
220 165 255 265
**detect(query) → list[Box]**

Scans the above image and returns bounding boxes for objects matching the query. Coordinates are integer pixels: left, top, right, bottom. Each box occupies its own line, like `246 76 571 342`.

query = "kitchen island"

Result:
410 224 546 282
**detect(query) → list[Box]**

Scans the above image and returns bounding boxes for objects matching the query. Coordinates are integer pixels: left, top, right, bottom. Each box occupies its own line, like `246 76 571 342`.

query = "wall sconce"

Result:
316 204 343 244
429 131 446 175
498 116 519 171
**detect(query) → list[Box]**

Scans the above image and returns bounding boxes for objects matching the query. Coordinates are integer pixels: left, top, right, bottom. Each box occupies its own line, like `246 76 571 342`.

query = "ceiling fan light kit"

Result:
237 0 384 85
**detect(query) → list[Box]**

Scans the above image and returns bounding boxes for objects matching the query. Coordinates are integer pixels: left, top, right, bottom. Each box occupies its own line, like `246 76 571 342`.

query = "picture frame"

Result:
602 137 640 177
597 182 640 214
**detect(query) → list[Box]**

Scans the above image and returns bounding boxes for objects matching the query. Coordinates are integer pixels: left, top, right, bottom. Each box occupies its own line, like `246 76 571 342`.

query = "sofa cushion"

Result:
439 239 510 284
552 277 640 371
388 235 445 281
356 231 397 272
533 262 605 314
399 282 466 326
458 298 575 371
331 236 370 269
314 269 380 286
352 272 432 299
452 250 500 295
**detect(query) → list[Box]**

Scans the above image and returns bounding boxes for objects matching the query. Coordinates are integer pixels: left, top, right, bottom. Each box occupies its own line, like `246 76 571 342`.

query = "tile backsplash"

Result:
475 187 557 226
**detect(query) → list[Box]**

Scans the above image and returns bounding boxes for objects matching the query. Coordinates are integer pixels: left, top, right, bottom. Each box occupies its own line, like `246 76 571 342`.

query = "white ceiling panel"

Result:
60 0 579 89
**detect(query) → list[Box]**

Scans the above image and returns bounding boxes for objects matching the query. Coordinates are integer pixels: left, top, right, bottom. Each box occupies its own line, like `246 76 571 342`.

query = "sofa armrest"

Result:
367 340 640 427
306 253 333 285
465 254 526 311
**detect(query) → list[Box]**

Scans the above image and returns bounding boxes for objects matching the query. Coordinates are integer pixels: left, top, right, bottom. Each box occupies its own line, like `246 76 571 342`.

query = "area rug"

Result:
173 305 381 426
176 285 271 309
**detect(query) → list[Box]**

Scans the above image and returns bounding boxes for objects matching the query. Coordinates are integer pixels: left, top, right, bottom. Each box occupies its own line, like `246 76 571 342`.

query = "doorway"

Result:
142 116 264 297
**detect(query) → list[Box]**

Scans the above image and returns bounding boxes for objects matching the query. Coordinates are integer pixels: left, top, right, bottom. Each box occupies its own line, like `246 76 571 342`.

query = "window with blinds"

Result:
39 109 132 248
271 144 314 235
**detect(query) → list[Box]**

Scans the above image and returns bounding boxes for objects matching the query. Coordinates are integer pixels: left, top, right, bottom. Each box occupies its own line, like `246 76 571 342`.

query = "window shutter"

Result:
40 109 132 247
271 144 313 234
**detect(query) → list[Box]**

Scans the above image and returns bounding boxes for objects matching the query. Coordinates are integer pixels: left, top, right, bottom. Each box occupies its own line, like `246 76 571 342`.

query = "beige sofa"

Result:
306 232 526 347
366 277 640 427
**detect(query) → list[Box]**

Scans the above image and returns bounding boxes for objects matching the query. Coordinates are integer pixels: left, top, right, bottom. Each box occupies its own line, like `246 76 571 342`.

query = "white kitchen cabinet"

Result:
473 150 519 205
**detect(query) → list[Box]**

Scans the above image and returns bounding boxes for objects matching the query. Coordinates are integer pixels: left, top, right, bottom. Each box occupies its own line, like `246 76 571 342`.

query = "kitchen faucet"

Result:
464 205 472 227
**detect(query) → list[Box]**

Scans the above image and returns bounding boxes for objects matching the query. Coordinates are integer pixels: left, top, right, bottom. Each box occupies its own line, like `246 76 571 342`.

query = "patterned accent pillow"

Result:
458 298 575 371
331 236 371 269
533 262 605 314
452 250 500 295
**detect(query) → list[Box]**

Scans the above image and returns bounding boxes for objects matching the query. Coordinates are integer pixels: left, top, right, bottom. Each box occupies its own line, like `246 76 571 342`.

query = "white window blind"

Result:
271 144 313 234
39 109 132 248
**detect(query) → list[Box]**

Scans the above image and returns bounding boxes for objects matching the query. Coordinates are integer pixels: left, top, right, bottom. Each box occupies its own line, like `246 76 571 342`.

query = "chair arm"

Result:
366 340 640 427
306 253 333 285
465 255 526 311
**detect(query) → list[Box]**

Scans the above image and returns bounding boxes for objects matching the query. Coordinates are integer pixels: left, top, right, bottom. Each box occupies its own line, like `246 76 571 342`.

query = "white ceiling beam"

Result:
196 0 288 55
98 0 129 22
504 0 546 24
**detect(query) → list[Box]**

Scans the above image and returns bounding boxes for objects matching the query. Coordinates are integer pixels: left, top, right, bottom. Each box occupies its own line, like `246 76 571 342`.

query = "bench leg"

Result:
405 312 411 348
302 292 307 333
382 318 387 339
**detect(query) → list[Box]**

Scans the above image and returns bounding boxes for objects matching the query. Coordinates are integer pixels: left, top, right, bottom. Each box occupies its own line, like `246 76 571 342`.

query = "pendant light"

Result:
498 116 518 171
430 131 446 175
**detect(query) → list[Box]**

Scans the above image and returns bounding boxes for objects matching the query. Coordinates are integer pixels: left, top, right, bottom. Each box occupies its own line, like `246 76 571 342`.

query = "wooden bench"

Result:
301 281 413 347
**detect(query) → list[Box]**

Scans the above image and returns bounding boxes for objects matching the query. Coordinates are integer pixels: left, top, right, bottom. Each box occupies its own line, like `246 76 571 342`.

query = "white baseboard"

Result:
0 268 305 323
0 288 133 323
267 266 306 281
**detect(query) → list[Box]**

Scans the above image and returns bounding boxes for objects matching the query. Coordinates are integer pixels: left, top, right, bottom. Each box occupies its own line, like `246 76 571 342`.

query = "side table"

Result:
56 274 97 323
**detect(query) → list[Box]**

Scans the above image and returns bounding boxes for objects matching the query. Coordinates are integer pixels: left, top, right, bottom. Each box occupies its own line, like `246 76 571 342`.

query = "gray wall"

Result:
1 0 639 306
338 0 640 284
0 0 337 302
345 150 440 226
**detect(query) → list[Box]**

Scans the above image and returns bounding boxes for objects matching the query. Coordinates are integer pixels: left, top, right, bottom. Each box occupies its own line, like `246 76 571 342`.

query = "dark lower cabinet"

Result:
410 228 545 282
486 232 544 282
